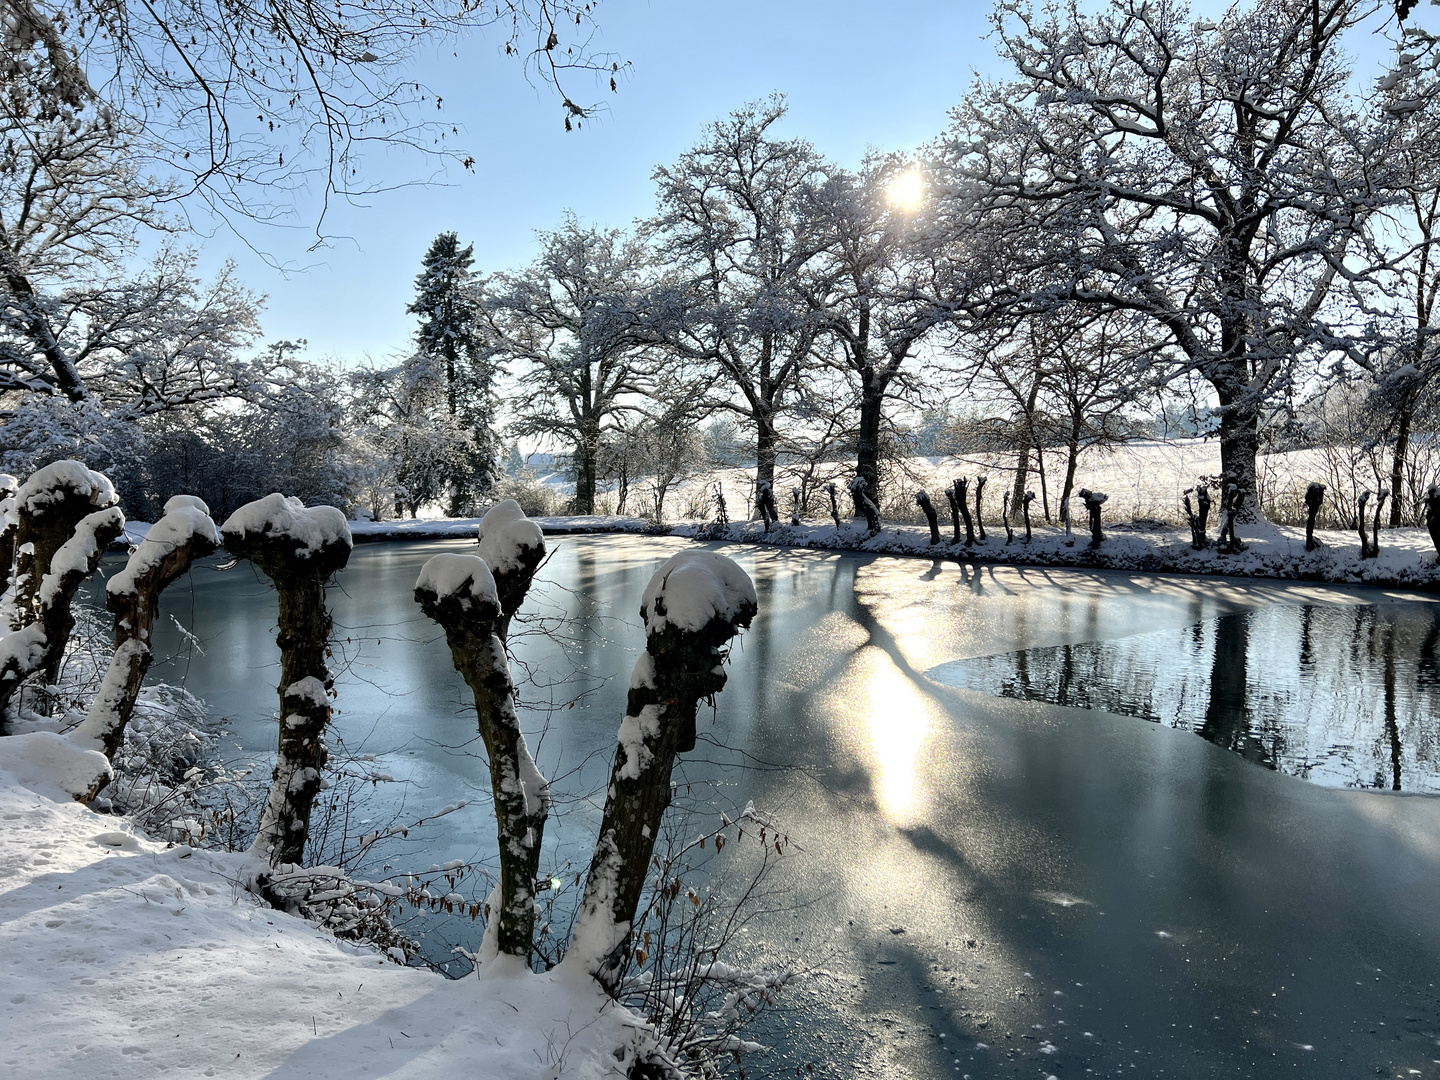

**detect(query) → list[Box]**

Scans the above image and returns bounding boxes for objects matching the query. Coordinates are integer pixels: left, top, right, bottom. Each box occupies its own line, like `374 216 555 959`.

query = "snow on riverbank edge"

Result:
0 753 649 1080
119 511 1440 591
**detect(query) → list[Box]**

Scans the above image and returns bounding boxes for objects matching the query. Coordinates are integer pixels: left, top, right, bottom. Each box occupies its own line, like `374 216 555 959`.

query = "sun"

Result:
886 168 925 212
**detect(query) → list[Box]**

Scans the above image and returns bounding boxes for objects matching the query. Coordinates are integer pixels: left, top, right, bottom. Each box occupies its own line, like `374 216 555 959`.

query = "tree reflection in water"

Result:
927 602 1440 792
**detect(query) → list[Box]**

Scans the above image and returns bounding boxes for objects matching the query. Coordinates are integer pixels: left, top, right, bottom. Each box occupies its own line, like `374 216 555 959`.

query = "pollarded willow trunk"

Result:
954 479 975 547
477 499 547 643
73 497 219 782
915 491 940 545
826 483 842 530
1426 484 1440 554
0 506 125 722
415 550 549 963
1078 488 1107 549
566 550 757 993
7 462 118 650
1303 483 1326 552
848 476 880 535
0 474 17 596
221 495 352 869
1184 485 1212 551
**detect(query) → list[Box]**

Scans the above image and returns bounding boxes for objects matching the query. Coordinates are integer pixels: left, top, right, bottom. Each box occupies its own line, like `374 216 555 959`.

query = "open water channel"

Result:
94 535 1440 1078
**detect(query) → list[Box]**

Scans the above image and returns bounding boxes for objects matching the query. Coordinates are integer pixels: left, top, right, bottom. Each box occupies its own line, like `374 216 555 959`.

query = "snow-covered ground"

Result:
0 751 648 1080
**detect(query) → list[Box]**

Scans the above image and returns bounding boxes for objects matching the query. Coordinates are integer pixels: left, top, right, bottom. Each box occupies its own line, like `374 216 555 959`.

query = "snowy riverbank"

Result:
0 751 650 1080
205 513 1440 593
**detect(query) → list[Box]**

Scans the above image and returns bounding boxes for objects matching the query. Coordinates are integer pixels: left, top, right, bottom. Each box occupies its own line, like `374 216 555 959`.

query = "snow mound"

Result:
16 459 117 515
0 730 111 800
108 497 219 597
477 498 546 574
640 549 758 634
220 494 351 556
0 765 654 1080
415 553 499 611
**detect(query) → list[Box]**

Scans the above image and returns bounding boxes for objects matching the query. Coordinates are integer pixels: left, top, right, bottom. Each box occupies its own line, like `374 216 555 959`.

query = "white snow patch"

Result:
0 730 111 800
16 460 117 515
476 498 546 574
414 553 499 609
615 703 664 781
640 549 756 634
220 494 351 555
284 676 330 709
107 499 218 597
0 763 652 1079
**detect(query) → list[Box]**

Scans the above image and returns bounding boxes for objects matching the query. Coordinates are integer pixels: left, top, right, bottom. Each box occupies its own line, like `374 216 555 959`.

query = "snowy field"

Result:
0 747 649 1080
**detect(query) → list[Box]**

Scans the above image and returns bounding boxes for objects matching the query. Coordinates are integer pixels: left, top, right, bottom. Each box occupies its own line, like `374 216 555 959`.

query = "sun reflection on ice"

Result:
857 650 933 826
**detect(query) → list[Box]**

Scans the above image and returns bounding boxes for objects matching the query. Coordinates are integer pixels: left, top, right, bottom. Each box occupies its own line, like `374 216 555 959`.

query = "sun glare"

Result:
887 168 925 212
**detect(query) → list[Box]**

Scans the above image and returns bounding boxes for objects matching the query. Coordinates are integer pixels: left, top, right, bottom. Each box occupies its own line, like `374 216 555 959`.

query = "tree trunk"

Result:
416 565 548 962
574 432 598 515
222 498 352 869
0 508 125 722
567 551 756 992
855 378 883 499
1216 385 1263 521
755 414 779 498
1390 407 1412 527
75 500 219 779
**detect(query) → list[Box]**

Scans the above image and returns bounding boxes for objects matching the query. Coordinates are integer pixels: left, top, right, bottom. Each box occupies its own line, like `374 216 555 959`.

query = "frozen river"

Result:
103 535 1440 1078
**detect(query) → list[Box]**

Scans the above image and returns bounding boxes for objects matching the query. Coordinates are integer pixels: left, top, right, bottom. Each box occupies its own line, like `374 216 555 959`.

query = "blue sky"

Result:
200 1 999 364
200 0 1414 366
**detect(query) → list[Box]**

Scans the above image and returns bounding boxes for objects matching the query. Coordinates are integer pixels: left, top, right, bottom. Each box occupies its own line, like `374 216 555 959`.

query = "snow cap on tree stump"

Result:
476 499 545 618
413 553 501 621
17 461 117 518
107 496 220 600
639 549 757 638
220 494 351 572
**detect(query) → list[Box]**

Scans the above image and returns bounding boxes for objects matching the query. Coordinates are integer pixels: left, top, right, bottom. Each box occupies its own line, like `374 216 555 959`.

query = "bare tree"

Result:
484 216 659 515
937 0 1412 516
7 0 628 231
650 96 831 494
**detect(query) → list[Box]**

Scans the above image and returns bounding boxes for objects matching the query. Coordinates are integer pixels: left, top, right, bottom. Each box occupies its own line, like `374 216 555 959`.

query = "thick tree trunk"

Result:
573 432 599 515
855 379 883 499
1426 484 1440 554
1390 408 1412 527
0 508 124 721
222 499 351 869
567 551 756 992
1216 385 1263 522
75 501 219 778
755 413 779 496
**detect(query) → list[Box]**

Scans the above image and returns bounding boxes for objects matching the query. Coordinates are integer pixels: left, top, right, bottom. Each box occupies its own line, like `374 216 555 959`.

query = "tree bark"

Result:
223 504 351 869
75 502 219 777
1390 407 1412 527
1303 483 1325 552
416 562 548 962
0 508 124 722
567 553 756 992
916 491 940 545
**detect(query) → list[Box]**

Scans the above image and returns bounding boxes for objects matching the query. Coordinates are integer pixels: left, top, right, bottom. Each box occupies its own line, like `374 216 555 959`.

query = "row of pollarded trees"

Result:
439 0 1440 524
0 462 770 1069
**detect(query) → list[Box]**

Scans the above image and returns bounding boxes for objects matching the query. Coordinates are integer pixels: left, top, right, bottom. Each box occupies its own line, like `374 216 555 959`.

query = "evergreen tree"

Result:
407 232 500 515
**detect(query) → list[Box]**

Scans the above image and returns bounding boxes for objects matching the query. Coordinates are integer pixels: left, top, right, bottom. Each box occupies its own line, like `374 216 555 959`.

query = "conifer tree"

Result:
407 232 500 515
